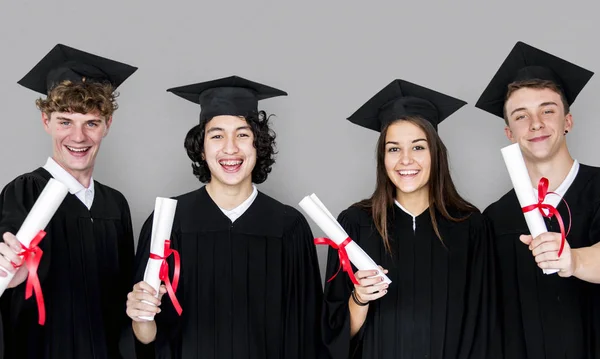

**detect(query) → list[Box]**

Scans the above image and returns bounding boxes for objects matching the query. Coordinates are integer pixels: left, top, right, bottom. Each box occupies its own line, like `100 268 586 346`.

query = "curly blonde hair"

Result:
36 80 119 119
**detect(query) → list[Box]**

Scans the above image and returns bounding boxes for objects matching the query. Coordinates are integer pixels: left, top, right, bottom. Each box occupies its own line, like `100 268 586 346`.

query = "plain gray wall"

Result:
2 0 599 282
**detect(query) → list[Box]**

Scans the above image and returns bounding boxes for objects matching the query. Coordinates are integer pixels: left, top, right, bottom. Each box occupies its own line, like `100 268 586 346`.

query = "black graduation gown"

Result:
322 204 501 359
0 167 135 359
484 163 600 359
131 186 324 359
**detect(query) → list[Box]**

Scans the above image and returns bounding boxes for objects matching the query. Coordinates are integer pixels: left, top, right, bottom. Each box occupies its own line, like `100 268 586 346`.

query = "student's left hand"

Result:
520 232 575 277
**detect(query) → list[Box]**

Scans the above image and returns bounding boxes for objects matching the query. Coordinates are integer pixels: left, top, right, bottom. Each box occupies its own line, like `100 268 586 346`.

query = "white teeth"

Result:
67 146 89 152
399 170 419 175
219 160 242 166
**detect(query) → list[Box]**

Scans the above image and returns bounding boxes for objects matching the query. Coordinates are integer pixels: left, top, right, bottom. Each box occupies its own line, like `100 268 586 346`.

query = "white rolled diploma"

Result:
0 178 69 296
501 143 558 275
140 197 177 320
299 194 391 284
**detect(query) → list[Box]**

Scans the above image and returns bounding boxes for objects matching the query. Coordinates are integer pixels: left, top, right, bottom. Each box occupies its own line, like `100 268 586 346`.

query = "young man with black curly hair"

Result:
125 76 324 359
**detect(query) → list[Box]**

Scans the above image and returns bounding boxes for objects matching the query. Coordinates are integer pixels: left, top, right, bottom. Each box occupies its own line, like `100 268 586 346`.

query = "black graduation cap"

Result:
167 76 287 121
475 41 594 119
347 79 467 132
18 43 138 95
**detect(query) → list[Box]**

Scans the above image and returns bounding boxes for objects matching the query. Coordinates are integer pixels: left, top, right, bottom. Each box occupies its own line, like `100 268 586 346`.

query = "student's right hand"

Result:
126 281 167 322
0 232 28 288
353 266 389 303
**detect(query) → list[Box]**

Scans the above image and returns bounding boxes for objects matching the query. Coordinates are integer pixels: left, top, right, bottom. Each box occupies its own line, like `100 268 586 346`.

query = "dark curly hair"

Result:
184 110 277 184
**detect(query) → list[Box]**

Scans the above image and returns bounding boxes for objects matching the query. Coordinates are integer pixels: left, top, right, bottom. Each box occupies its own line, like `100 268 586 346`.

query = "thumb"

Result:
519 234 533 246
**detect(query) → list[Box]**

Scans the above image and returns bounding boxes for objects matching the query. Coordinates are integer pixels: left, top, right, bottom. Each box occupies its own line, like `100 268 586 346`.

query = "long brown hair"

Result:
353 116 477 254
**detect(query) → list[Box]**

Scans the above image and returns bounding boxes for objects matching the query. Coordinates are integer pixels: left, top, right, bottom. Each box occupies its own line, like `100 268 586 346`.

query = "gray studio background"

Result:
1 1 599 283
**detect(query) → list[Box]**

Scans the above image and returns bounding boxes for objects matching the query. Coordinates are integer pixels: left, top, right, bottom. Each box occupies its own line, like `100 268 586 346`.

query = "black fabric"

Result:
484 164 600 358
0 168 135 359
128 187 324 359
322 205 501 358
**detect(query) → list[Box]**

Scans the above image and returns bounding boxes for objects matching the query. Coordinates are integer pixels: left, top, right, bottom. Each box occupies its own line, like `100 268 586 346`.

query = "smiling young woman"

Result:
322 79 501 359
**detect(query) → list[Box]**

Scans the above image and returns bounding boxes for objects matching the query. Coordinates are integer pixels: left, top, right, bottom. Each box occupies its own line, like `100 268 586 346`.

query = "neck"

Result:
206 180 254 210
524 149 574 192
395 188 429 216
53 156 93 188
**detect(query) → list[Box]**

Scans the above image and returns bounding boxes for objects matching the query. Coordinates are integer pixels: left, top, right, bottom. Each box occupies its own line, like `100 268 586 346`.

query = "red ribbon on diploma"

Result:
12 230 47 325
314 237 359 285
149 240 182 315
521 177 572 257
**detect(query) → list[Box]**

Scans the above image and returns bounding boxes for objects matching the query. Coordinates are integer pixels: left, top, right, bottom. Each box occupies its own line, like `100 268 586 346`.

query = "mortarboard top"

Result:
475 41 594 119
18 43 138 95
167 75 287 122
347 79 467 132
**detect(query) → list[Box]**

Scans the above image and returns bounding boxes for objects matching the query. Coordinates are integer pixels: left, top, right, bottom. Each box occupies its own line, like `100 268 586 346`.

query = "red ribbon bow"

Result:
314 237 358 285
12 230 46 325
149 240 182 315
521 177 572 257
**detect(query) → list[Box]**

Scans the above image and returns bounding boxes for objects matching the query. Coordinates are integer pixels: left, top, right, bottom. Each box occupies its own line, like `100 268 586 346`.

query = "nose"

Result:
399 150 413 165
529 113 545 131
222 136 239 154
71 123 86 142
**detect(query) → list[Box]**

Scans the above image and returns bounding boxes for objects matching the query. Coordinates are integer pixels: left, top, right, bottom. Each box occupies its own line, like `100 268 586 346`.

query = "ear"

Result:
103 116 113 137
504 124 516 143
42 112 51 134
564 113 573 133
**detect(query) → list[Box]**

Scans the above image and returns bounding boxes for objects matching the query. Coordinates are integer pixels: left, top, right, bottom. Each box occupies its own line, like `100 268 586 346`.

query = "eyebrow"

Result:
385 138 427 145
510 102 559 116
206 125 252 134
55 116 102 122
55 116 73 122
206 127 224 134
509 107 526 116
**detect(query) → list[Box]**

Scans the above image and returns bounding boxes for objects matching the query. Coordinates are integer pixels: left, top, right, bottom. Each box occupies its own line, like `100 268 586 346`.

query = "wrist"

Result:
351 290 369 306
132 320 157 344
570 248 581 278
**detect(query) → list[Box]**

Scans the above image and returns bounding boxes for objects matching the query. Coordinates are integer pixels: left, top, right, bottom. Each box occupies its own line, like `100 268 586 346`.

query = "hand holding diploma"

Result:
520 232 576 277
353 267 390 304
126 281 167 321
501 143 570 275
0 178 69 325
0 233 28 286
126 281 168 345
140 197 180 320
299 193 391 284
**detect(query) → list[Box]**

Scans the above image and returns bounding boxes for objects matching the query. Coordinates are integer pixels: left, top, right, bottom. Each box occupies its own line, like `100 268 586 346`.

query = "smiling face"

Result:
383 120 431 201
43 111 111 182
504 87 572 163
202 115 257 190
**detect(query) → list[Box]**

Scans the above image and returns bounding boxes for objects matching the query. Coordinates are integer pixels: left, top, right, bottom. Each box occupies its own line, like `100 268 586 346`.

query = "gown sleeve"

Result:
457 213 503 359
321 208 365 359
123 212 182 359
0 174 52 358
116 195 136 359
281 207 326 359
